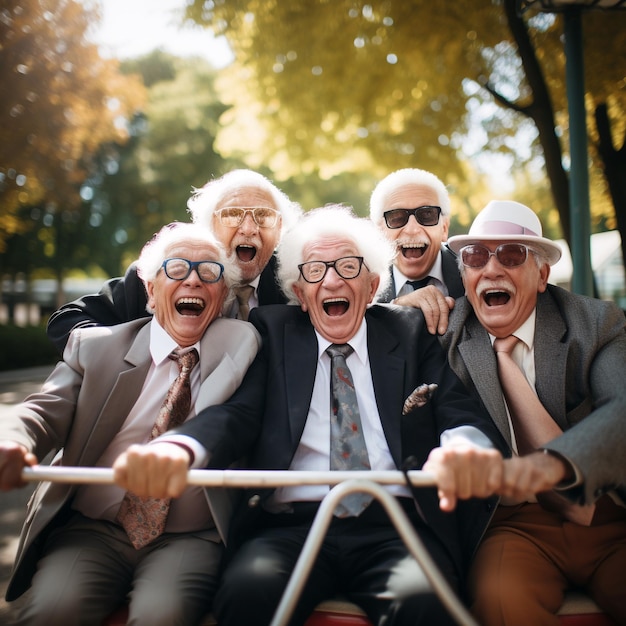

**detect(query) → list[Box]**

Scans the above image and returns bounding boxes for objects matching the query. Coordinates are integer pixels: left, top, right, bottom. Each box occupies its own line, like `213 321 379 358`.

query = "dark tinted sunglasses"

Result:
383 206 441 229
460 243 531 268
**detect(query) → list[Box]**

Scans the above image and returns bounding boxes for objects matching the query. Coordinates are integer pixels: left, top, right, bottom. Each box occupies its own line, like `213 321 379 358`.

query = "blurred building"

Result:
550 230 626 308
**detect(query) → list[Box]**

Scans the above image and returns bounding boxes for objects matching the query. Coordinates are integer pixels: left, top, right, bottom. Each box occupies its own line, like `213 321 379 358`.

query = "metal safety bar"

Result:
21 466 436 487
21 466 478 626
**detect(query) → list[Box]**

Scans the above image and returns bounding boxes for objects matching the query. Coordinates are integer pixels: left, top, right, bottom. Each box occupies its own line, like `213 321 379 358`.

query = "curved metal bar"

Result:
20 467 475 624
270 479 478 626
20 466 435 488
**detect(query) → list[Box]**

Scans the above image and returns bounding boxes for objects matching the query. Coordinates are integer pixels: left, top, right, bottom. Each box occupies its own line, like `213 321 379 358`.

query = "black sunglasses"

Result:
383 206 441 229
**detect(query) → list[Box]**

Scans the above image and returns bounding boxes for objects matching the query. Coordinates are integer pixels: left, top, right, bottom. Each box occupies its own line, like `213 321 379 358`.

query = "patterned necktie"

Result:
234 284 255 321
326 344 372 517
116 348 199 549
494 336 595 525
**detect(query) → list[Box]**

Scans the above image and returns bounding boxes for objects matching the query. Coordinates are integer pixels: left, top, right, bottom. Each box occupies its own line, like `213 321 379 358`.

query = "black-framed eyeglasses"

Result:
215 207 280 229
383 206 441 229
460 243 531 269
298 256 367 283
160 258 225 283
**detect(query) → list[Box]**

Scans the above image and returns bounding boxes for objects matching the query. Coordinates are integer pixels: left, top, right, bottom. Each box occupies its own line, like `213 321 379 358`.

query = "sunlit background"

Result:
1 0 625 363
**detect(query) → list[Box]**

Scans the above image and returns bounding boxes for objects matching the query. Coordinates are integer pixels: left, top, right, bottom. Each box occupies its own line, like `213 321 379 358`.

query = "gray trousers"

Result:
16 512 222 626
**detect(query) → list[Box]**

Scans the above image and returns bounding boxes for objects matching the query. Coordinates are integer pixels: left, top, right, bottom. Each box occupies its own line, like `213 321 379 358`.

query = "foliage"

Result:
80 53 236 275
0 0 146 258
186 0 626 236
0 324 58 370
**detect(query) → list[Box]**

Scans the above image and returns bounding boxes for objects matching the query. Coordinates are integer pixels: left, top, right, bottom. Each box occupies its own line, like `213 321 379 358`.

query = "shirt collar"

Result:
149 317 201 365
314 317 368 366
488 309 537 350
392 247 444 296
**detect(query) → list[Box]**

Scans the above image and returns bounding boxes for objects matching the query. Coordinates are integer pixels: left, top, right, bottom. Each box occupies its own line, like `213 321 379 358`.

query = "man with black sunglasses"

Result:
370 168 464 335
440 200 626 625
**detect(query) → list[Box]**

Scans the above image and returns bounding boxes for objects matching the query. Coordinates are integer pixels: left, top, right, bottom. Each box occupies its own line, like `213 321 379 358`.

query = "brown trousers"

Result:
468 497 626 626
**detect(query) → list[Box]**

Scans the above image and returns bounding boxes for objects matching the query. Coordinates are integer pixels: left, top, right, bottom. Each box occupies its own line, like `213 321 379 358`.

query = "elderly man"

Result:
46 169 302 352
0 223 261 626
370 168 463 334
114 205 509 626
440 200 626 625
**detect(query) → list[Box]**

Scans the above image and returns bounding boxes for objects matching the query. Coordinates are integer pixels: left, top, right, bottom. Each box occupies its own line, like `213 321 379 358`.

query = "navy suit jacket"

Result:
47 254 287 352
175 303 507 579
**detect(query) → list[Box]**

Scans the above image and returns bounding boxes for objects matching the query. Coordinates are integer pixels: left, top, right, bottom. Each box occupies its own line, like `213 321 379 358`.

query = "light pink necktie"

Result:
116 349 199 549
494 336 594 525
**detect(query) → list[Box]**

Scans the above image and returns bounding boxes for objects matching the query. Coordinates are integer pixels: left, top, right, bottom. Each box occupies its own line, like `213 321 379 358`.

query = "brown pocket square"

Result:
402 383 438 415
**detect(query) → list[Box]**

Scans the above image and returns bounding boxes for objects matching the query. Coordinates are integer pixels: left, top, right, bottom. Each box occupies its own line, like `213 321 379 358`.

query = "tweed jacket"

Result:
440 284 626 506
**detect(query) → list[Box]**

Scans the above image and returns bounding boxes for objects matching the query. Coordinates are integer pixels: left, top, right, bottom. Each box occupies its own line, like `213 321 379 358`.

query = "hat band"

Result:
477 220 540 238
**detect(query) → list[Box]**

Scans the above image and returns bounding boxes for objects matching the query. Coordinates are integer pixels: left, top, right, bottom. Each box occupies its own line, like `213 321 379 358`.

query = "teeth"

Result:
323 298 348 304
176 297 205 307
400 243 426 249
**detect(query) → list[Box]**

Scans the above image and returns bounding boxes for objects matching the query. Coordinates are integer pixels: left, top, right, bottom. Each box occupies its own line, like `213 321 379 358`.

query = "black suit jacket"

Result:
46 254 287 352
175 303 506 579
378 245 464 303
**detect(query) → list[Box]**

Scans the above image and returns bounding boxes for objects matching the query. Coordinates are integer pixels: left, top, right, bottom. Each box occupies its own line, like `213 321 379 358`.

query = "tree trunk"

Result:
504 0 572 242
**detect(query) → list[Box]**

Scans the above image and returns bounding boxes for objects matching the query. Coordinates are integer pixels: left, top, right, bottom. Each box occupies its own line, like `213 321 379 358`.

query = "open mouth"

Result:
175 297 206 316
323 298 350 316
483 290 511 307
399 243 427 260
236 245 257 262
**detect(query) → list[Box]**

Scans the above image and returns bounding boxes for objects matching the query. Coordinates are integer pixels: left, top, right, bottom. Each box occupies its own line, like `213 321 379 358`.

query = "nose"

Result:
321 265 344 288
402 214 426 234
183 268 203 285
482 253 503 275
238 212 259 235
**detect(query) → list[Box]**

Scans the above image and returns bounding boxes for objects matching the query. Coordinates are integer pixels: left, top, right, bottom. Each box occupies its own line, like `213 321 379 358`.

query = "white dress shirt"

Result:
392 250 448 297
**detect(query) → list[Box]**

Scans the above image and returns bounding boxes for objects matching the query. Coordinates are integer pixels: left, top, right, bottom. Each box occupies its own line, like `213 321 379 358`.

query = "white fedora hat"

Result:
447 200 562 266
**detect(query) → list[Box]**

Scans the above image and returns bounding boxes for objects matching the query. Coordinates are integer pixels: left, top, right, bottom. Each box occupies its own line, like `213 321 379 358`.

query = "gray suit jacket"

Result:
440 284 626 506
2 316 261 600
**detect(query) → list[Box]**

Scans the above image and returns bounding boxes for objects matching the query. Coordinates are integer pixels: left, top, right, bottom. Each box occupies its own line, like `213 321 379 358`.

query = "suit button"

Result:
248 494 261 508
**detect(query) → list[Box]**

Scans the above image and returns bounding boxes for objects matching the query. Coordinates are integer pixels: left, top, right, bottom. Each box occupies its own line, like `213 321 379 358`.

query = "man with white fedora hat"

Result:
439 200 626 625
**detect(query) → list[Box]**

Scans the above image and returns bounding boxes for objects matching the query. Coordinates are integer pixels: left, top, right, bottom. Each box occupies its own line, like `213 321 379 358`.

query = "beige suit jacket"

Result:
1 316 261 600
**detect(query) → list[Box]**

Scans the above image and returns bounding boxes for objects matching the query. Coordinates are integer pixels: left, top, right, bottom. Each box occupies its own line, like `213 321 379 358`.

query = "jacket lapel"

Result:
377 267 396 304
284 319 319 450
367 314 406 465
534 291 568 429
77 324 152 465
456 314 513 447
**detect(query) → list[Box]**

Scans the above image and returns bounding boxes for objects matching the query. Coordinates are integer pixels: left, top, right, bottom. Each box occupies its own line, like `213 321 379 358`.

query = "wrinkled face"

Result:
292 237 379 344
147 241 228 347
463 240 550 338
379 183 449 280
211 188 282 283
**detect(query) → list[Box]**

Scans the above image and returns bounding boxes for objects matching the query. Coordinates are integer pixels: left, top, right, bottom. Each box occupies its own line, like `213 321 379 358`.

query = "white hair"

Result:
187 169 302 234
369 168 451 224
136 222 241 313
276 205 394 304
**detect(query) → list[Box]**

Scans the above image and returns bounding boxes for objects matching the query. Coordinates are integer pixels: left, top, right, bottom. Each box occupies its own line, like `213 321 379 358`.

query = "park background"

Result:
1 0 626 373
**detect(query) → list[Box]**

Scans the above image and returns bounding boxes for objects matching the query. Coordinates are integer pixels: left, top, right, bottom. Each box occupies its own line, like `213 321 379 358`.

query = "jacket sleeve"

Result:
46 262 150 353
